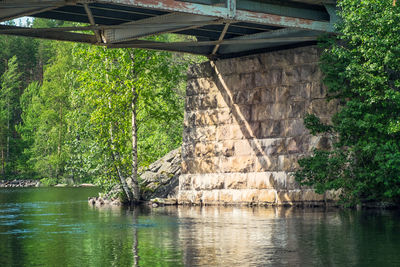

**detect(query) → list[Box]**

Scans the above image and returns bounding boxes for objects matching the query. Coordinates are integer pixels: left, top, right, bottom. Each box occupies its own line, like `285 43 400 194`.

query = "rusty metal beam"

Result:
100 0 333 32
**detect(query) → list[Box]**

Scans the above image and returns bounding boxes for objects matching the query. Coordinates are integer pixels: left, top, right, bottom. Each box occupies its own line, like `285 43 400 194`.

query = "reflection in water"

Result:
0 188 400 266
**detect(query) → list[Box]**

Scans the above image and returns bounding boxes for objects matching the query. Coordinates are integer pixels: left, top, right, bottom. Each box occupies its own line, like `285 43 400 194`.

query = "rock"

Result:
150 198 177 206
79 183 95 187
54 184 67 187
140 148 181 200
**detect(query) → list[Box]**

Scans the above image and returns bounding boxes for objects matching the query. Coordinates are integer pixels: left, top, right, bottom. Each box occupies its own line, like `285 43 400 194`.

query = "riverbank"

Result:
0 180 96 188
0 179 40 188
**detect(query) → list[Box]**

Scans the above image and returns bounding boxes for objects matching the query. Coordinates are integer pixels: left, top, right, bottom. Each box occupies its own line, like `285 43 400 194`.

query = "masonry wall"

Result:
179 46 339 206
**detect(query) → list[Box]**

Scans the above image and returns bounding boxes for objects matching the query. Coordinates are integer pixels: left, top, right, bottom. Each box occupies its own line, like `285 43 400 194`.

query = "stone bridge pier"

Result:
179 46 339 206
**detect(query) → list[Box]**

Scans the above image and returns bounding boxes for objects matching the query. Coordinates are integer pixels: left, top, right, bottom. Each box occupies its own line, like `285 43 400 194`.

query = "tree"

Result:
0 56 21 177
73 39 188 202
295 0 400 205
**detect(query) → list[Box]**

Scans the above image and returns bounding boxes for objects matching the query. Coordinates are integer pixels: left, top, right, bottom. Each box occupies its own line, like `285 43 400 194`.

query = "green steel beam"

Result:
218 28 320 54
100 0 334 32
0 24 97 43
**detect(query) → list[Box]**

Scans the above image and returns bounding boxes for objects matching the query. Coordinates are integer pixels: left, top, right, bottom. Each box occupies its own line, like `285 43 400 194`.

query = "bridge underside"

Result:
0 0 337 58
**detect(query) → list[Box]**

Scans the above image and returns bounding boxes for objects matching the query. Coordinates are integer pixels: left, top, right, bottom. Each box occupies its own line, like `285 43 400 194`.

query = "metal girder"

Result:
0 0 76 22
100 0 334 32
0 24 97 44
102 12 219 43
218 28 320 54
108 36 317 49
107 39 212 55
211 22 230 55
84 3 103 43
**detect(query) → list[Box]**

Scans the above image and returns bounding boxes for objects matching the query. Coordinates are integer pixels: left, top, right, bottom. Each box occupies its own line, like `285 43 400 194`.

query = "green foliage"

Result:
295 0 400 205
39 177 58 187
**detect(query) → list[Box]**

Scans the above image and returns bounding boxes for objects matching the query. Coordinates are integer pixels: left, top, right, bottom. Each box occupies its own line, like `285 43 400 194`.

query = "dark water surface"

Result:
0 188 400 266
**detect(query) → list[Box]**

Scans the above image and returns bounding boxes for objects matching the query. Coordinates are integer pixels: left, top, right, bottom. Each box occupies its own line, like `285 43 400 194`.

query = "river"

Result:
0 187 399 266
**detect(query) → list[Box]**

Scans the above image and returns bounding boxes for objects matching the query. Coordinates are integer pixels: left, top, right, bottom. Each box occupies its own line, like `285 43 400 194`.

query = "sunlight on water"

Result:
0 187 400 266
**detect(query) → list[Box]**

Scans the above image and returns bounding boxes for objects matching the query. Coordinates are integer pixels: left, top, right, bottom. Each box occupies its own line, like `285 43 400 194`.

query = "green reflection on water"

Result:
0 188 400 267
0 188 183 267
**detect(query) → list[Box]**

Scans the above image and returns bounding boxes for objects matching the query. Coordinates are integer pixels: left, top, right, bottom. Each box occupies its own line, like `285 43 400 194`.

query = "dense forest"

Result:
295 0 400 205
0 19 202 196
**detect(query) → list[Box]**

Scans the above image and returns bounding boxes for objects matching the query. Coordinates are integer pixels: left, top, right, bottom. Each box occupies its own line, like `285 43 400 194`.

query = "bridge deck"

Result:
0 0 337 58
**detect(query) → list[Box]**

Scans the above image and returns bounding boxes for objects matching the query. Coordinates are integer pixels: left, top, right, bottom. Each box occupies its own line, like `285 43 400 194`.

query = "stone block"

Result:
309 135 331 151
299 64 318 82
325 189 341 202
187 62 213 79
232 104 251 122
222 73 255 92
220 140 235 157
236 57 262 74
216 125 244 141
286 173 300 190
282 66 300 85
254 156 279 172
277 190 302 204
225 173 248 189
234 140 254 156
232 88 263 105
247 172 287 190
260 120 283 138
313 98 340 117
284 119 307 137
260 51 285 67
185 95 200 111
258 189 277 203
278 155 300 172
271 103 288 120
216 93 229 108
293 47 320 64
251 103 272 121
289 83 311 100
196 126 217 142
191 174 224 190
220 156 255 173
232 122 260 139
199 93 219 109
219 190 234 203
186 78 218 96
286 136 310 154
201 190 220 204
179 175 192 190
302 189 325 202
195 110 218 126
217 108 232 125
275 86 290 103
198 157 219 173
256 138 286 156
288 101 306 118
260 87 275 103
310 82 326 99
214 59 236 75
194 142 216 158
255 72 268 87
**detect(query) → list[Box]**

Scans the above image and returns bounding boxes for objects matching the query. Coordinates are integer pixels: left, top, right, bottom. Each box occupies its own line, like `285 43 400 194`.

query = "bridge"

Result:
0 0 337 58
0 0 340 205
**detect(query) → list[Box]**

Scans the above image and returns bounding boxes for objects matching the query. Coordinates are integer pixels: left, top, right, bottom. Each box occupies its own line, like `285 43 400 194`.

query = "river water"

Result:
0 187 400 266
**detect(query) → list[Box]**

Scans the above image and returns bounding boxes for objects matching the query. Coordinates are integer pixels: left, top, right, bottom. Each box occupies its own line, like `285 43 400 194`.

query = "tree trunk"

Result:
108 98 133 203
129 51 140 203
6 101 9 163
1 148 4 178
